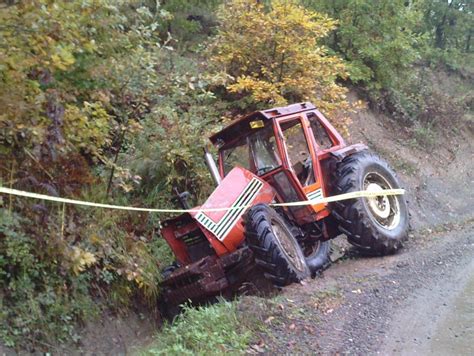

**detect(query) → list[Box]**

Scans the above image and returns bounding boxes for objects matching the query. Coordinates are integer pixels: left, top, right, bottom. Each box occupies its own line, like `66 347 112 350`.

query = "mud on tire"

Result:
245 204 310 286
331 151 409 255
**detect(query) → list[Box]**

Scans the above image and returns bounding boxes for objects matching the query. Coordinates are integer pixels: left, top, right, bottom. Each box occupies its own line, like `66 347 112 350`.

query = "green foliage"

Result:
0 210 97 347
0 0 114 155
63 102 111 156
160 0 221 47
144 300 261 355
0 0 174 191
303 0 472 125
303 0 421 89
412 124 436 148
0 1 226 348
113 48 228 207
419 0 472 52
0 197 167 349
0 0 471 351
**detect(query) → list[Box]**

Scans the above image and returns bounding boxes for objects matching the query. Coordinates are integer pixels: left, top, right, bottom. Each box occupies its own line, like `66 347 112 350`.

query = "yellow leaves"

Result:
83 40 98 53
229 76 287 105
51 46 76 71
88 234 102 246
211 0 355 132
63 101 111 155
69 246 97 275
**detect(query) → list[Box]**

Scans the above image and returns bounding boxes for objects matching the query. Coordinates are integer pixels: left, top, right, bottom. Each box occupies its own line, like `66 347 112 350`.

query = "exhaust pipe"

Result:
204 147 222 186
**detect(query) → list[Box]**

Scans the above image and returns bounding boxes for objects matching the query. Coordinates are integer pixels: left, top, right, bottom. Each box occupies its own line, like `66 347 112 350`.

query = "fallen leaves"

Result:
264 316 275 324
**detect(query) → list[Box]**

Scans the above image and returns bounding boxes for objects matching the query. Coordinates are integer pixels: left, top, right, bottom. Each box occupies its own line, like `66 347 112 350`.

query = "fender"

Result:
330 143 368 161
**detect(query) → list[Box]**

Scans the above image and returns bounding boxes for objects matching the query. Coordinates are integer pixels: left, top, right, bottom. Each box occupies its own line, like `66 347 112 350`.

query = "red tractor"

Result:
159 102 408 312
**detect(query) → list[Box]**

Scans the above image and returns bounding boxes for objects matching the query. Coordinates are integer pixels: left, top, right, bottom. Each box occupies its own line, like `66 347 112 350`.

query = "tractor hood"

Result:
189 167 276 252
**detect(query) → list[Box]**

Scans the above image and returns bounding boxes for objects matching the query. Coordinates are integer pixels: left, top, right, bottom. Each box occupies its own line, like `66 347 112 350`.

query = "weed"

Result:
412 124 436 148
143 299 265 355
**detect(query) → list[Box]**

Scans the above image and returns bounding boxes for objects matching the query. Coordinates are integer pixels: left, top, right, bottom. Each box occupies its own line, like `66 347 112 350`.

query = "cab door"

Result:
275 115 329 220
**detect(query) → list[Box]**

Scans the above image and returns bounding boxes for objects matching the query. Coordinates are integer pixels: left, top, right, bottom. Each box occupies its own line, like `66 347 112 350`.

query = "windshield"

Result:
222 125 281 176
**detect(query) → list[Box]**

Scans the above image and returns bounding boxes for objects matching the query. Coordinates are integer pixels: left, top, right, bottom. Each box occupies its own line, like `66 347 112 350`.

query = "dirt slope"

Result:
347 104 474 229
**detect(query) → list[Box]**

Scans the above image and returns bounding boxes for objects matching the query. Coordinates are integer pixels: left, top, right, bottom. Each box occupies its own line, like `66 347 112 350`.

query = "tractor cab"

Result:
210 102 345 224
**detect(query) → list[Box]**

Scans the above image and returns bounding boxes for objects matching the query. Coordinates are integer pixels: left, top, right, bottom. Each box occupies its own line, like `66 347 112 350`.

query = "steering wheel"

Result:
303 158 315 186
256 166 274 176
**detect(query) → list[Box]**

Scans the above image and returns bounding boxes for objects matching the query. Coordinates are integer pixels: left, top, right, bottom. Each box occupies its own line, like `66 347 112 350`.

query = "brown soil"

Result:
347 99 474 229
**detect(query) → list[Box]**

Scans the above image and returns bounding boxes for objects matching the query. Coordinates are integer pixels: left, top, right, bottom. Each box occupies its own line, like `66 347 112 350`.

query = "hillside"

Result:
1 63 473 356
0 0 472 353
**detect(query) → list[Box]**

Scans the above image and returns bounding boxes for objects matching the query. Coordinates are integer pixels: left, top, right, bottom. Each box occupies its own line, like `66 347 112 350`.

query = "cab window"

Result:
221 125 280 176
308 114 334 149
280 120 315 186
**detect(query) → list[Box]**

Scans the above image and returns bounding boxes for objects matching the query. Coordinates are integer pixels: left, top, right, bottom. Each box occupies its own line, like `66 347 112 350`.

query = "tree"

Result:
303 0 421 90
420 0 472 52
210 0 352 133
0 0 171 195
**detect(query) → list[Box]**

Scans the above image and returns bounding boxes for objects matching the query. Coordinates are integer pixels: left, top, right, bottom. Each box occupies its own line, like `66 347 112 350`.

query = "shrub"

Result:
145 300 258 355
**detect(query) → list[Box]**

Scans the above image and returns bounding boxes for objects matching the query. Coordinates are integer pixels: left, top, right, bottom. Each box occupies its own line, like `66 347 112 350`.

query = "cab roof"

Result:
209 102 316 148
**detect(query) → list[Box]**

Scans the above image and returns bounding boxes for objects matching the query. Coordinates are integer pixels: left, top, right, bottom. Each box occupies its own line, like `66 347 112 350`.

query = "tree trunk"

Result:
106 127 126 198
435 14 447 49
466 28 472 52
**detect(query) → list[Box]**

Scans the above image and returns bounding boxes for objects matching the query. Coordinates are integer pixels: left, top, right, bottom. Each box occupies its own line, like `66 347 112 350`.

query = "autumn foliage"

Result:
211 0 352 132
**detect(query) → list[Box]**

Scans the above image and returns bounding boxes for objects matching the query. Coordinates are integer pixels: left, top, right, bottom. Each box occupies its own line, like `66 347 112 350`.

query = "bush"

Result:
0 195 171 349
0 210 97 347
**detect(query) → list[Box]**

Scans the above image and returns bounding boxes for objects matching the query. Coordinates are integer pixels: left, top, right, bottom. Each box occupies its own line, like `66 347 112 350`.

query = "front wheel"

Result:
245 204 310 286
305 240 331 276
332 151 409 255
291 226 331 277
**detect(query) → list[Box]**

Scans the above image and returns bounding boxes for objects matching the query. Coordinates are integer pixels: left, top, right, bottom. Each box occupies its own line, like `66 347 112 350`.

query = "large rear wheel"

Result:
245 204 310 286
332 151 409 255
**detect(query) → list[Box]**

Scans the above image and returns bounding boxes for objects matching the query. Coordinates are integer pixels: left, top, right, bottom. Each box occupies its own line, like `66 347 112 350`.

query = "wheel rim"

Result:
271 219 307 273
304 240 321 257
363 172 401 230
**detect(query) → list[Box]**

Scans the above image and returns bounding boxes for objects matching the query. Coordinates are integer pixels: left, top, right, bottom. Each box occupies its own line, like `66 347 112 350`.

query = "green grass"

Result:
142 299 265 355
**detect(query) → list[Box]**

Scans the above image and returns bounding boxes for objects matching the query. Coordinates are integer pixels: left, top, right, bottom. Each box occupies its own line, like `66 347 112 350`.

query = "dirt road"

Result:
255 220 473 355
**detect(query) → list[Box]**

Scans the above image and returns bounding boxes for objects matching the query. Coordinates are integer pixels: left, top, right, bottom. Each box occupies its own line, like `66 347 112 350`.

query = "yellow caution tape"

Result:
0 187 404 214
272 189 405 207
